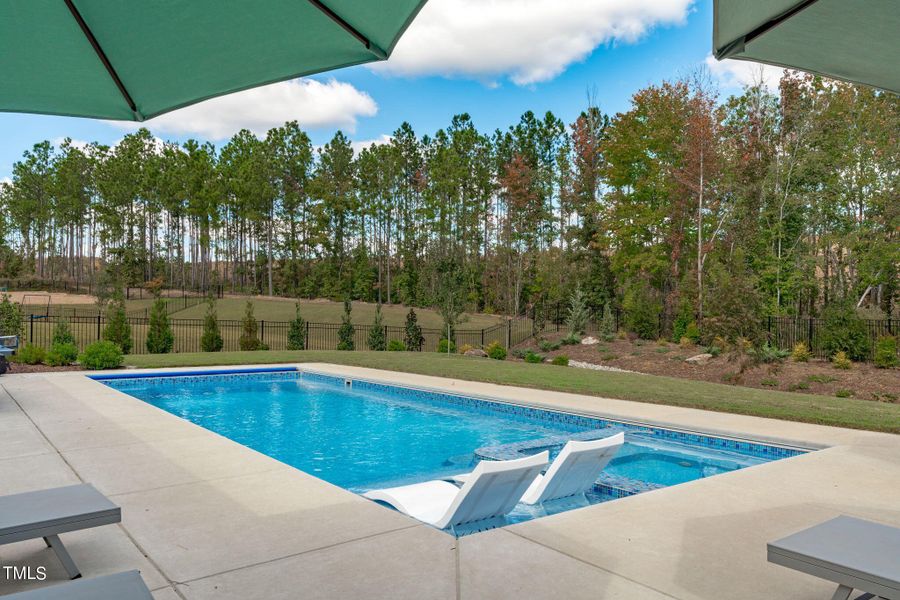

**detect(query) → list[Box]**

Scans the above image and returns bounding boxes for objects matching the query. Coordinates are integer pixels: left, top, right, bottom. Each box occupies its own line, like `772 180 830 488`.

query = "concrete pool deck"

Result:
0 363 897 599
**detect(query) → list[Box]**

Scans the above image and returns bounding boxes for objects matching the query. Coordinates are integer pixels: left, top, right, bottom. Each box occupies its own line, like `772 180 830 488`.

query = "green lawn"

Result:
169 297 502 329
123 351 900 434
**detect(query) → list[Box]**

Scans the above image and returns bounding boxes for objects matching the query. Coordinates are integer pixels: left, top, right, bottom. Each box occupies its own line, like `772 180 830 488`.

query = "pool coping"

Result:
2 363 898 600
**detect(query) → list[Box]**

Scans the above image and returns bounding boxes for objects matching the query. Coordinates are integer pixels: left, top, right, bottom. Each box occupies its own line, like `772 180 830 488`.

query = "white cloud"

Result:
374 0 693 85
704 55 784 91
114 78 377 140
51 137 91 151
351 134 392 154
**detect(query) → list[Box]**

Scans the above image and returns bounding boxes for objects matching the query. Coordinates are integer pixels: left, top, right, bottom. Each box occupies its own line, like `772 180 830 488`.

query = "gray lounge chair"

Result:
2 570 152 599
768 515 900 600
0 484 121 580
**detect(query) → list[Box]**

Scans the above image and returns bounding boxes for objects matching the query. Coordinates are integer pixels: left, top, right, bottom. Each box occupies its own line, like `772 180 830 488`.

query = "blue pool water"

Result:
100 370 805 525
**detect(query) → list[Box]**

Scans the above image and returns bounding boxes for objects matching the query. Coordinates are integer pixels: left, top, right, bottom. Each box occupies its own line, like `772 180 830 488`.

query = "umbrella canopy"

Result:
713 0 899 93
1 0 426 121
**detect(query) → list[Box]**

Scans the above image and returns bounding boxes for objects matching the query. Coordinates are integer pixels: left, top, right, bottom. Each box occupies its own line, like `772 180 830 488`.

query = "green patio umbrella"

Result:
713 0 899 93
1 0 426 121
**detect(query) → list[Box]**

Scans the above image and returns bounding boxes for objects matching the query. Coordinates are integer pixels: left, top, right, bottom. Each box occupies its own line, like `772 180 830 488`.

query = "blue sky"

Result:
0 0 777 181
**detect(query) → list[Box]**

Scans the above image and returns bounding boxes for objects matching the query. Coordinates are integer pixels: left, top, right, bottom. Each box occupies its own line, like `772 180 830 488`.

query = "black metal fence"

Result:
19 314 532 355
766 316 898 359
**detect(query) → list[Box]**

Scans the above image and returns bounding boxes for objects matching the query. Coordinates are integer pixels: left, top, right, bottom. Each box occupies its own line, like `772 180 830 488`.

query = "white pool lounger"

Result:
451 432 625 506
3 571 152 599
0 484 122 580
768 515 900 600
364 452 548 531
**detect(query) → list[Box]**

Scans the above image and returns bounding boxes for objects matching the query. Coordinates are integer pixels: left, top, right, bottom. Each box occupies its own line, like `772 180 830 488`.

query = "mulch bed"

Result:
516 333 899 403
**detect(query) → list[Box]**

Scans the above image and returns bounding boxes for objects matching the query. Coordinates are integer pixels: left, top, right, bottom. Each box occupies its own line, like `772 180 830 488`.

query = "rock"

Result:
464 348 488 358
580 336 599 345
685 353 713 365
569 360 634 373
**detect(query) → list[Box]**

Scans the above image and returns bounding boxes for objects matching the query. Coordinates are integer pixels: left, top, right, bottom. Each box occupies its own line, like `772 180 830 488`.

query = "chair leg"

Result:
42 534 81 579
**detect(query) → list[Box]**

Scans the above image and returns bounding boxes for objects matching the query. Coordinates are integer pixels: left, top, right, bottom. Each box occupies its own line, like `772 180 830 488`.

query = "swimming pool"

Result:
98 368 808 529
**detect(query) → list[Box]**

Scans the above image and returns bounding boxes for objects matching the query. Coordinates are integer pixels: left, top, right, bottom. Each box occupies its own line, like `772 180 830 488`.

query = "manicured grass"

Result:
169 297 501 329
123 351 900 433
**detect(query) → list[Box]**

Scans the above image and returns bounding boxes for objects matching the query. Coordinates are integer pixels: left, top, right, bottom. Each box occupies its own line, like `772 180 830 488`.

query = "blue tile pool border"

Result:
89 366 298 381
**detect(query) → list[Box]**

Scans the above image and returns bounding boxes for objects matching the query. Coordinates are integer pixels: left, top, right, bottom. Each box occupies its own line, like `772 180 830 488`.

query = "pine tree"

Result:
565 287 589 334
368 304 386 351
146 296 175 353
239 300 261 351
102 291 132 354
287 302 306 351
404 308 424 351
337 299 355 350
599 302 616 340
200 297 223 352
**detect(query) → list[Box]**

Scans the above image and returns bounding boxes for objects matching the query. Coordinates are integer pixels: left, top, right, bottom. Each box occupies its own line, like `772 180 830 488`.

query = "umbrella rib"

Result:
64 0 142 120
306 0 387 59
716 0 821 59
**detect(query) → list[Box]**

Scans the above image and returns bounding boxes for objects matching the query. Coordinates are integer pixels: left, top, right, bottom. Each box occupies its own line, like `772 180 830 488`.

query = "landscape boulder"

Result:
464 348 488 358
685 353 713 365
581 336 599 345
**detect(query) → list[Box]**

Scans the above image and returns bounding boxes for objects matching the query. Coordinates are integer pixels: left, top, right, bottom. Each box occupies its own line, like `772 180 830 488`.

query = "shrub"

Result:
146 297 174 354
459 343 474 355
367 305 386 351
684 322 701 343
200 297 224 352
565 288 589 335
0 293 23 338
538 339 561 352
387 339 406 351
79 340 123 370
679 336 694 348
437 338 456 353
511 348 530 359
760 378 778 387
600 352 619 361
623 281 661 340
807 374 838 384
787 382 810 391
791 342 811 363
239 301 262 351
524 351 544 364
704 345 722 358
403 308 424 351
485 341 507 360
286 303 306 351
52 318 76 346
672 313 691 344
700 257 764 345
551 355 569 366
873 336 898 369
835 389 853 398
561 332 581 345
821 303 870 362
102 295 132 354
16 343 46 365
599 303 616 340
46 342 78 366
337 299 355 351
753 342 790 364
832 351 852 370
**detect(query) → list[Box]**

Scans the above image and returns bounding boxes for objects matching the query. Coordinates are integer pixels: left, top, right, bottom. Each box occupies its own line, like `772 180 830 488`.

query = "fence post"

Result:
506 319 511 349
97 315 101 340
807 317 814 347
29 314 34 343
260 320 265 344
481 328 485 348
305 321 310 350
556 302 560 332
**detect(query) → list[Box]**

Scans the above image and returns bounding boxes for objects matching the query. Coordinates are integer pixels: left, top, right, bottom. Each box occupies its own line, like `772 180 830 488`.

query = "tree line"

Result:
0 71 897 341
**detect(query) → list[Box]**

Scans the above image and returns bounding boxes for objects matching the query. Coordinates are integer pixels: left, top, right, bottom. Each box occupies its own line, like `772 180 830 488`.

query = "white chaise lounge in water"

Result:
453 432 625 506
520 432 624 505
364 452 549 531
